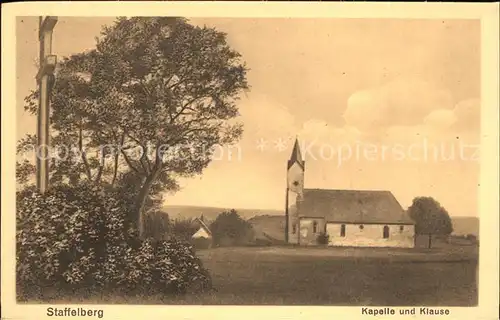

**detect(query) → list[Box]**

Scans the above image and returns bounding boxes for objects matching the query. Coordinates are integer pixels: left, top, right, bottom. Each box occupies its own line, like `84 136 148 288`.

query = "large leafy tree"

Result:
19 17 249 237
408 196 453 248
210 209 255 247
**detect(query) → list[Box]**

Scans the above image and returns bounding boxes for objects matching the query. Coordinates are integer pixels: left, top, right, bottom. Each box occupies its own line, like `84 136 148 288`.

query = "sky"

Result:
16 17 481 216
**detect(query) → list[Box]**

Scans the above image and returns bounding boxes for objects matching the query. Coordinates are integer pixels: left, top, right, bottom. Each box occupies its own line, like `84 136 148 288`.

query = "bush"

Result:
143 210 171 240
465 234 478 244
317 232 329 245
170 218 200 241
115 238 212 294
210 209 255 247
16 183 211 299
16 183 132 290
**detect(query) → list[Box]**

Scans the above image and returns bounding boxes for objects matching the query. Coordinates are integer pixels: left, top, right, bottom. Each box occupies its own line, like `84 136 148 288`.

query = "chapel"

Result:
285 139 415 247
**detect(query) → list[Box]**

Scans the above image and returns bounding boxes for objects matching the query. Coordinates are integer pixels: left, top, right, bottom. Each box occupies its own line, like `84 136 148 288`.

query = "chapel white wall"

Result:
326 223 415 248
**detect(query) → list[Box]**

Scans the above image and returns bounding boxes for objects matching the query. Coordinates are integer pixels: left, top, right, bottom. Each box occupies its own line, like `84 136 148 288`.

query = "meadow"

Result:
27 245 478 306
188 246 478 306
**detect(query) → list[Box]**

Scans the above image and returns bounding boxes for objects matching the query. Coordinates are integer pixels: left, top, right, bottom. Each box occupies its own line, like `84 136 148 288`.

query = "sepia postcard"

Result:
2 2 499 320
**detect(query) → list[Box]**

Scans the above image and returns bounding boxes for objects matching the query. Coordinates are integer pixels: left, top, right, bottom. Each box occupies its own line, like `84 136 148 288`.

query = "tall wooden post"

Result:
36 16 57 194
285 187 289 243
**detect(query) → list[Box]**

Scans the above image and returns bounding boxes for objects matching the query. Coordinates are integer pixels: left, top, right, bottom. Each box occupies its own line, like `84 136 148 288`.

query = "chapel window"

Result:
340 224 346 237
383 225 390 239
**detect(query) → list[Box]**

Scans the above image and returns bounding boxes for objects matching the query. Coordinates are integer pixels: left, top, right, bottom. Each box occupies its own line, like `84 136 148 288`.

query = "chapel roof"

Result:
194 217 212 236
288 138 305 169
300 188 414 224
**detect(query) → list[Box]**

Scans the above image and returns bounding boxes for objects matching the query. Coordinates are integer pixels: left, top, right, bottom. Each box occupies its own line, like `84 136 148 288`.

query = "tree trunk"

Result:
135 169 161 239
111 133 125 187
78 122 92 180
111 152 119 186
94 150 105 183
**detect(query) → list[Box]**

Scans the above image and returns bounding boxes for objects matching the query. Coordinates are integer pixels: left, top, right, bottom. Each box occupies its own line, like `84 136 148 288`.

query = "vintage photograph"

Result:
14 16 480 306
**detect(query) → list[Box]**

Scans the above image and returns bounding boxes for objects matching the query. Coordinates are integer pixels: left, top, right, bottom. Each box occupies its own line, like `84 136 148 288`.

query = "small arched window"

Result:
359 225 364 230
399 225 404 233
292 223 297 234
340 224 346 237
313 221 318 233
383 225 390 239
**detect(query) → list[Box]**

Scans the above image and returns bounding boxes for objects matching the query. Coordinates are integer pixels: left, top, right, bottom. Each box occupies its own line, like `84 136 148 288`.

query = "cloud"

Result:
237 95 365 145
238 93 296 138
344 77 454 131
452 98 480 132
299 119 362 144
383 98 480 146
424 109 457 129
384 124 434 144
341 77 480 148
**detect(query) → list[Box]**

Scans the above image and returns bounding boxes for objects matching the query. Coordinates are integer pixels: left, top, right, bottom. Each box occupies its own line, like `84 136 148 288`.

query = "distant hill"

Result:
451 217 479 237
162 205 478 239
162 205 283 222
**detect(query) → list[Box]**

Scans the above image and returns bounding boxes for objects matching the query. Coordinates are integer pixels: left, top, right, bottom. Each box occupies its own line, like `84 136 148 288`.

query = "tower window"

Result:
383 225 390 239
340 224 346 237
359 225 364 230
399 225 404 232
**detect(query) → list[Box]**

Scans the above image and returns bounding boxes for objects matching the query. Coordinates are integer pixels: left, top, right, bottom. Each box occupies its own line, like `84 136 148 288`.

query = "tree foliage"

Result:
408 197 453 236
210 209 255 246
170 218 200 241
316 232 329 245
19 17 249 236
143 210 171 240
16 183 211 299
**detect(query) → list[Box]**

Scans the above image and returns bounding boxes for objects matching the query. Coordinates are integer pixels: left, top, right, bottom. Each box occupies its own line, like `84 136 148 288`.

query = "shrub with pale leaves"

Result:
16 183 211 297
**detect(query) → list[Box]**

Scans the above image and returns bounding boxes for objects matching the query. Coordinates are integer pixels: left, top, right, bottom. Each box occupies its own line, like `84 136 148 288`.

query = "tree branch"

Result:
163 74 175 88
94 150 105 183
166 76 191 91
121 149 141 174
78 121 92 180
93 131 108 183
139 152 150 175
169 96 202 123
123 131 152 174
111 132 125 186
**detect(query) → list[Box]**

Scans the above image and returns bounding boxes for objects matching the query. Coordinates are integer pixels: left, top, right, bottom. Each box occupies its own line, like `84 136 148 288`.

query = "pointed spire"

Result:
288 137 305 169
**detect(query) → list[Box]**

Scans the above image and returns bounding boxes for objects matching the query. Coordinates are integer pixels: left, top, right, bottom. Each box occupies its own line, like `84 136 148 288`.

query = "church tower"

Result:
285 138 305 243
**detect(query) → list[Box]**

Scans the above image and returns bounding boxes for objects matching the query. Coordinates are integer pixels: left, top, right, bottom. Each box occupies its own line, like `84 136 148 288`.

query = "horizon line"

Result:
161 204 479 218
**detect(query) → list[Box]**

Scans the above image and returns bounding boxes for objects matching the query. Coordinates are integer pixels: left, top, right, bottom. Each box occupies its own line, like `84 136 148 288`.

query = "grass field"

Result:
24 245 478 306
189 246 478 306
